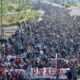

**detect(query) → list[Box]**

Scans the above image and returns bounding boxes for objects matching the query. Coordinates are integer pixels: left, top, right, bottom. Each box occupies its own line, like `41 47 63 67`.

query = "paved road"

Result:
41 1 80 16
67 6 80 16
41 1 64 8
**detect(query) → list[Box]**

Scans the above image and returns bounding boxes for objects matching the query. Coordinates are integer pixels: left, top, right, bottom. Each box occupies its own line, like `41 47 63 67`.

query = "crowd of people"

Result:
0 2 80 80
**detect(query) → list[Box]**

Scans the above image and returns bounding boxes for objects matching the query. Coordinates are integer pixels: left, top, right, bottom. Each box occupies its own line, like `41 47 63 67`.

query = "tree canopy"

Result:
0 0 9 15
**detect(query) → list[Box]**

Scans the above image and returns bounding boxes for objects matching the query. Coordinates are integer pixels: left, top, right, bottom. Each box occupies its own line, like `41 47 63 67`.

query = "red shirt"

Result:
56 68 60 74
16 71 20 77
15 58 21 65
16 71 23 77
0 60 4 64
0 68 4 76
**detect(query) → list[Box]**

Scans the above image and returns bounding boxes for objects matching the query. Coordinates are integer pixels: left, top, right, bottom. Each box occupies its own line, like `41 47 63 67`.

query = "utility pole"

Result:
0 0 3 45
18 0 20 22
17 0 21 26
39 0 40 9
38 0 40 10
63 0 65 4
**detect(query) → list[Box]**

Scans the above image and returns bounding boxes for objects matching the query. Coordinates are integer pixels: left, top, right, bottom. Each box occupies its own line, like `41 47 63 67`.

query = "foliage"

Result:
64 2 80 7
0 0 9 13
2 10 41 26
0 0 37 26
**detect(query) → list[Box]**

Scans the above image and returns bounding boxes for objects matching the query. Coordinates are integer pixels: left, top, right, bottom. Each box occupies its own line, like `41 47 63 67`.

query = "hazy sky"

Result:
69 0 79 2
32 0 80 2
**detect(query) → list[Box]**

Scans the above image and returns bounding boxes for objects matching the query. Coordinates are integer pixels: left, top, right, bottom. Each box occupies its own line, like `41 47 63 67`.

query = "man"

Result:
71 64 78 80
67 70 72 80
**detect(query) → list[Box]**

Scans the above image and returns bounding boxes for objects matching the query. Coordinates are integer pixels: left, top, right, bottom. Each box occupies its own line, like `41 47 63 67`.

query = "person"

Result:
71 64 78 80
0 68 4 80
67 70 72 80
9 74 15 80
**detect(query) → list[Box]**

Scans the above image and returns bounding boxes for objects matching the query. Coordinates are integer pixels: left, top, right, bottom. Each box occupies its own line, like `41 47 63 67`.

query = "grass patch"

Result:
64 2 80 7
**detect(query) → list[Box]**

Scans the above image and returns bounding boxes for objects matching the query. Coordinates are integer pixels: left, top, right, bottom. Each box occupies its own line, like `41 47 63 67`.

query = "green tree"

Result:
0 0 9 15
0 0 9 39
17 0 32 11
